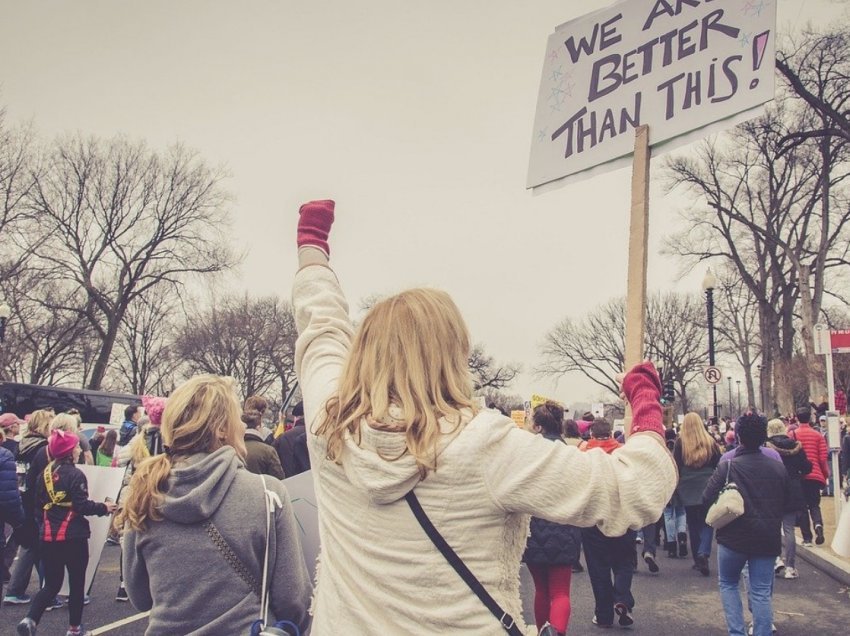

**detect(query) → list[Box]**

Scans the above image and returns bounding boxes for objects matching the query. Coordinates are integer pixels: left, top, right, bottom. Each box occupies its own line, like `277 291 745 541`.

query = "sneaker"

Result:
4 594 32 605
614 602 634 627
115 586 129 602
802 540 814 548
65 627 92 636
592 615 613 628
572 562 584 573
105 536 120 546
696 554 710 576
16 617 36 636
774 557 785 575
747 622 777 635
677 532 689 558
57 594 91 606
45 597 65 611
643 553 660 573
784 566 799 579
635 536 643 544
815 524 825 545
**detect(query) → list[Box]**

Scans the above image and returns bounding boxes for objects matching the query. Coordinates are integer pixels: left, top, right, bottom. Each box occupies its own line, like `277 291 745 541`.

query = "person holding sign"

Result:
16 428 116 636
292 199 677 634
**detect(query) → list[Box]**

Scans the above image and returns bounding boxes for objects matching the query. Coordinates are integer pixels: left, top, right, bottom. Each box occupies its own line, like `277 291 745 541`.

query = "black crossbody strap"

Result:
405 491 523 636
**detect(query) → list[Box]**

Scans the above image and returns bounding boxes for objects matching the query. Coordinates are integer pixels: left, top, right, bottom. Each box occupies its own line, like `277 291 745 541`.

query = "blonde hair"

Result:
50 413 80 433
317 288 478 476
767 418 786 438
679 412 720 468
119 375 246 531
27 409 53 437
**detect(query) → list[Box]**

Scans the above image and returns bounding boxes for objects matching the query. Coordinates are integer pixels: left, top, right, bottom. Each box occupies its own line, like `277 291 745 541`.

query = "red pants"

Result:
528 563 573 633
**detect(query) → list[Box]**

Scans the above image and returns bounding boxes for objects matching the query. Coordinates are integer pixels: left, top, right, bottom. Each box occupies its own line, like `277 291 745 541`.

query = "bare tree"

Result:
174 294 297 401
0 108 36 242
538 293 707 409
22 134 238 389
468 344 520 392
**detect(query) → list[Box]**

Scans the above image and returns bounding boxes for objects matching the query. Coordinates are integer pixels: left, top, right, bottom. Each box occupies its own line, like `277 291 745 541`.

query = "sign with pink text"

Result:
528 0 776 191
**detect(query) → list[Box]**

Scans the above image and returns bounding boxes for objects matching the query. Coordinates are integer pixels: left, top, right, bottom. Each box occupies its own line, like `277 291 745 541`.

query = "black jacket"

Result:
702 447 790 557
35 460 108 542
274 422 310 477
523 433 583 566
766 435 812 514
0 447 24 529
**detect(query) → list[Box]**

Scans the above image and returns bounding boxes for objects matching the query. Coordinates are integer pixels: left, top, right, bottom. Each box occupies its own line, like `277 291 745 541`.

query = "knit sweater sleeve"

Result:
292 265 354 430
481 419 677 537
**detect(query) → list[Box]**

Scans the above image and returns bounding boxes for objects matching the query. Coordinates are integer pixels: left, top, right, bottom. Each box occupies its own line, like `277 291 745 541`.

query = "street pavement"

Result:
2 539 849 634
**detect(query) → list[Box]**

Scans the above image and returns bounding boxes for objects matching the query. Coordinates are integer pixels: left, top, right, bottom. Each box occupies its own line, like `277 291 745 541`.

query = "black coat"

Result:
522 433 582 566
766 435 812 514
702 447 790 557
36 460 108 541
274 422 310 478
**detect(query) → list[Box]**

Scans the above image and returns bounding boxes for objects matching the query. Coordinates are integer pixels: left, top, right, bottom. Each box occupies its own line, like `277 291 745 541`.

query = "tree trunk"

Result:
86 322 121 390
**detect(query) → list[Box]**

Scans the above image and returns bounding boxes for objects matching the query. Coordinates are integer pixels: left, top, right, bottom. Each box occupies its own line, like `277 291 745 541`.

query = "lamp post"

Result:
757 364 763 413
727 376 733 418
702 269 718 424
736 379 741 416
0 302 10 343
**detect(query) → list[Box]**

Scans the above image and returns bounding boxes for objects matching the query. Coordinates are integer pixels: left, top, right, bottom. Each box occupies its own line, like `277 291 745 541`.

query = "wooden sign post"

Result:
623 125 650 437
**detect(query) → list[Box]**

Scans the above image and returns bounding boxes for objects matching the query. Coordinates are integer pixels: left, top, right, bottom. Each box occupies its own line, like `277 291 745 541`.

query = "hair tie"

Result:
163 445 174 457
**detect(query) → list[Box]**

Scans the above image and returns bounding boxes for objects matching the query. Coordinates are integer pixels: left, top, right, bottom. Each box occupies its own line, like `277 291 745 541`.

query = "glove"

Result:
621 361 664 437
297 199 335 257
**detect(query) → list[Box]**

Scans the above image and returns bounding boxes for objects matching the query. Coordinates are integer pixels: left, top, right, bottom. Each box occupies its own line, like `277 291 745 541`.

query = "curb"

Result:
795 540 850 587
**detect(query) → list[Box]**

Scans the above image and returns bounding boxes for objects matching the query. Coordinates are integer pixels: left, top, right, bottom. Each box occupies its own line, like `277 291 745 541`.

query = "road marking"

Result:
90 611 150 634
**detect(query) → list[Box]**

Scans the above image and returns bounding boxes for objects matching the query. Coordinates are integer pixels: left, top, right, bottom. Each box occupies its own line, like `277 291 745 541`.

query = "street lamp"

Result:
727 376 733 418
702 268 718 424
736 379 741 416
757 364 763 413
0 302 10 343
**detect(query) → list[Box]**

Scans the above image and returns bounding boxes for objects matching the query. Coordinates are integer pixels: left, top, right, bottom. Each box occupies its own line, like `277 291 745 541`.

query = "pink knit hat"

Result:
48 429 79 459
141 395 167 427
0 413 24 429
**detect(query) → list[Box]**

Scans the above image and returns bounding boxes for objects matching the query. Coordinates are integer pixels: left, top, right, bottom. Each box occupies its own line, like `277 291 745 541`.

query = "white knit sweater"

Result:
293 265 677 635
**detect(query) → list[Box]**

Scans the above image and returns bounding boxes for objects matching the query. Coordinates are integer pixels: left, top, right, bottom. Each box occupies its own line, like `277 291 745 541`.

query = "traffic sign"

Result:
704 366 722 384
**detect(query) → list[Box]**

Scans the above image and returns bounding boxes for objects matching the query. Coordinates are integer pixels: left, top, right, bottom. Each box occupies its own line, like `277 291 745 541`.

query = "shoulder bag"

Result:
705 460 745 529
405 491 523 636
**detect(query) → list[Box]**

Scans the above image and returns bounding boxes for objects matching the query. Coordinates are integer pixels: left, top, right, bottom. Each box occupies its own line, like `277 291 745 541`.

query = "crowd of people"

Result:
0 199 846 635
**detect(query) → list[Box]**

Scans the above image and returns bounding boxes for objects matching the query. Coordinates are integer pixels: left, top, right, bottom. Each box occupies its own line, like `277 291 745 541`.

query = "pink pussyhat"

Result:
48 429 79 460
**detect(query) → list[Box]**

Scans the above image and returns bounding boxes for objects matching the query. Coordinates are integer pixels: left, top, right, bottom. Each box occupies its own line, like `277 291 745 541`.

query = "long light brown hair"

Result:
119 375 246 531
679 412 720 468
316 288 478 476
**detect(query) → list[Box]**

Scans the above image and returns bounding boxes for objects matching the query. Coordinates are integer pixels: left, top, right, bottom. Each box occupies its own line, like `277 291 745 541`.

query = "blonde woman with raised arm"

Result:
292 199 678 634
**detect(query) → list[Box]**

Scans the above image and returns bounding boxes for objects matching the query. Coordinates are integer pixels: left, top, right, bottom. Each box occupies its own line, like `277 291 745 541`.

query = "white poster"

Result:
60 465 125 595
528 0 776 190
283 470 319 579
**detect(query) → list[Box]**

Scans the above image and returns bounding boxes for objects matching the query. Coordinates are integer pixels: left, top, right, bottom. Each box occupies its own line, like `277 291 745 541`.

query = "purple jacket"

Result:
721 446 781 463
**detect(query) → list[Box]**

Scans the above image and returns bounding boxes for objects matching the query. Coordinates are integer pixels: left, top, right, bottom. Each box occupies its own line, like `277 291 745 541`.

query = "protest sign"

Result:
510 410 527 427
528 0 776 190
60 465 124 596
283 470 320 578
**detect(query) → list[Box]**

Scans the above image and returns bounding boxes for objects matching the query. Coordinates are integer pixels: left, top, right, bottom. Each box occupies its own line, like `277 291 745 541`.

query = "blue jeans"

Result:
685 504 714 558
717 545 774 636
664 504 686 542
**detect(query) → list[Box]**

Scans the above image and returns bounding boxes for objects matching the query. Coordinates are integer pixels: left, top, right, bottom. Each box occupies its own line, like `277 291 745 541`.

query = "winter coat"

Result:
791 424 829 485
123 446 312 636
674 440 721 507
243 428 285 479
0 447 24 529
17 433 48 510
274 422 310 477
523 433 583 566
702 447 790 557
119 419 137 446
293 264 677 635
766 435 812 513
35 459 108 542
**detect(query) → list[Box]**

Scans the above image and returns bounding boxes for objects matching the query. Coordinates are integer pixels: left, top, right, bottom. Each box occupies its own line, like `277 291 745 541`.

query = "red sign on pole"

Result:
831 330 850 353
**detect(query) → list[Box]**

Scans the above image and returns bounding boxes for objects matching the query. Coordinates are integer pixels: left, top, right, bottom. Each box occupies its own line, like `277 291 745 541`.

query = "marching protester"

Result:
522 401 582 636
95 430 118 467
674 412 722 576
242 395 285 479
119 375 311 635
16 426 115 636
274 401 310 478
766 418 812 579
118 405 143 447
291 199 676 633
791 408 829 546
703 413 790 636
4 409 53 607
0 426 24 605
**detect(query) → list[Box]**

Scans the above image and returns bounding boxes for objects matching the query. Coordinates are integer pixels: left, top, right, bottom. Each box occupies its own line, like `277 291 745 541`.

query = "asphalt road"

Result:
2 540 849 635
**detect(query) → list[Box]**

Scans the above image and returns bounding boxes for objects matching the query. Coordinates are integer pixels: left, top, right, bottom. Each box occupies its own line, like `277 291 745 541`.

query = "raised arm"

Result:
292 200 355 430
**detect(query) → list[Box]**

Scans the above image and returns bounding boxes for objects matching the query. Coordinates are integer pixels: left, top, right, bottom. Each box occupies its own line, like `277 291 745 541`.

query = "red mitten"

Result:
298 199 335 256
621 361 664 437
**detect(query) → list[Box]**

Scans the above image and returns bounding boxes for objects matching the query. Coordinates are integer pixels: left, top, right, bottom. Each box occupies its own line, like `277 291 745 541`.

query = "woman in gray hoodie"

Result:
119 374 312 635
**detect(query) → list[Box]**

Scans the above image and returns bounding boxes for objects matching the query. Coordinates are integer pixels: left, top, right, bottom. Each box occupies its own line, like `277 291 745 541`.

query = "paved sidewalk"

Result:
796 495 850 585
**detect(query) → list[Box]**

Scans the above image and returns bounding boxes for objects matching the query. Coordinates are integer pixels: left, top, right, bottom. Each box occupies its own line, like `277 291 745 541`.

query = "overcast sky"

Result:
1 0 844 408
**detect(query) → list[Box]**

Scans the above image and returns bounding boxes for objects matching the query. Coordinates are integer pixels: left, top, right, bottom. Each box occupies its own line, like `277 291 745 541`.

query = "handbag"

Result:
705 460 745 529
405 491 523 636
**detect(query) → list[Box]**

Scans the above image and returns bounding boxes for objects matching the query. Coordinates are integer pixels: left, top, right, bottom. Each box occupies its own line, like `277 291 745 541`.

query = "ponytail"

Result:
117 454 172 531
